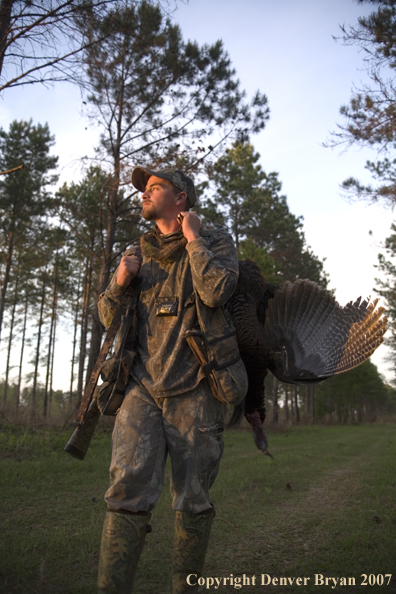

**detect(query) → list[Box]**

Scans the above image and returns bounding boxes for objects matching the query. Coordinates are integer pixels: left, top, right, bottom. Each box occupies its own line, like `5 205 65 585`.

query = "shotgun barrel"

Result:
64 398 101 460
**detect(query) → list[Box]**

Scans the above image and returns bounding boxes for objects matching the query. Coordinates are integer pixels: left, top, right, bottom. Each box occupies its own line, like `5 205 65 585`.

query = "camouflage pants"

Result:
105 379 227 515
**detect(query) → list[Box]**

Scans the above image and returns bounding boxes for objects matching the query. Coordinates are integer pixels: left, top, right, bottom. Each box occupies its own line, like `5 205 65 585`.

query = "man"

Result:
97 167 241 594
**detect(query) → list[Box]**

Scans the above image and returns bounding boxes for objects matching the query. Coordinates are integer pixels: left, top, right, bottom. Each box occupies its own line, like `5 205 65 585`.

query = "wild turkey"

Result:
226 259 388 456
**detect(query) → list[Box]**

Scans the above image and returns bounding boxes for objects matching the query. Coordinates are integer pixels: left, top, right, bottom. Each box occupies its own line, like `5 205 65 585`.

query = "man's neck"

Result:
156 218 180 235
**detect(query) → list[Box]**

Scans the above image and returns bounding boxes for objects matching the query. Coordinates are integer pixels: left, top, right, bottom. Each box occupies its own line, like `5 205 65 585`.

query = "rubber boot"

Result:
98 510 151 594
172 508 215 594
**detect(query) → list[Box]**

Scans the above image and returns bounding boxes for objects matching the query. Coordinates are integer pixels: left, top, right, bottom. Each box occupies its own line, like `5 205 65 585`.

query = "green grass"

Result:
0 423 395 593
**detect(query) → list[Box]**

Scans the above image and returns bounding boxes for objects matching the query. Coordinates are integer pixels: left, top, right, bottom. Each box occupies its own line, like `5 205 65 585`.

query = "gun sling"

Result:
75 282 137 424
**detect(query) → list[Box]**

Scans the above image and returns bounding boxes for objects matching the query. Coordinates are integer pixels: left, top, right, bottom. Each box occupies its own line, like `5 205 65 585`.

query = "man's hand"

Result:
116 255 141 287
178 211 201 243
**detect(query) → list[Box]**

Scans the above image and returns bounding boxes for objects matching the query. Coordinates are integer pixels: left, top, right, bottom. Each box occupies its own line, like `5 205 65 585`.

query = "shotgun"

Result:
64 279 139 460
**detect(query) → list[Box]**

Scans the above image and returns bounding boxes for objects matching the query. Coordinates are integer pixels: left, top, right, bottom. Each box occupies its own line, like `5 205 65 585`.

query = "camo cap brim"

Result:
132 167 196 208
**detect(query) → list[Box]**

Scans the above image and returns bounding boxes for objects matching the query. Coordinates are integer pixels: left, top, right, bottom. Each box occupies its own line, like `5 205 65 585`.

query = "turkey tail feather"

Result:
335 299 387 374
262 280 387 384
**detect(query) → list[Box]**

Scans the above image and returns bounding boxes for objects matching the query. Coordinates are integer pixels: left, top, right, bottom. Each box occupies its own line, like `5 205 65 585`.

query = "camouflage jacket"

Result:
98 227 239 397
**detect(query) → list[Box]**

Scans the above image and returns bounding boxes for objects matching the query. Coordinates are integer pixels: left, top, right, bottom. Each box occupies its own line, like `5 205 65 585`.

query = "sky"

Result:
0 0 394 385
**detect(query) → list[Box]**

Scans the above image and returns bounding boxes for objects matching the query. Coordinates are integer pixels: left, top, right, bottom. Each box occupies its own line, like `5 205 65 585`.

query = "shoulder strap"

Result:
75 280 138 424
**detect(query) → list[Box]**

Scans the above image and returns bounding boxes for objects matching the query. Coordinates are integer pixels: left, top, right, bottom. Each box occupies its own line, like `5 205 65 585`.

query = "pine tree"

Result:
78 2 269 379
375 222 396 380
55 166 142 399
329 0 396 206
202 141 327 285
0 120 58 341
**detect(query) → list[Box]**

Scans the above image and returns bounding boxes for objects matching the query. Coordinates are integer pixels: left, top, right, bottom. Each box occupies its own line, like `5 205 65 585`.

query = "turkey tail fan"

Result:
262 279 387 385
335 298 387 374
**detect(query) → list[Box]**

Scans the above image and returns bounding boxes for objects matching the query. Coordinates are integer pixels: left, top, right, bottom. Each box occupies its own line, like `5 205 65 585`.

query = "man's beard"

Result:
141 204 157 221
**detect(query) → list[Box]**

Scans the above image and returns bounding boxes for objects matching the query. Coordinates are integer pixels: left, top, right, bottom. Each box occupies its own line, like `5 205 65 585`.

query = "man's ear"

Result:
175 191 188 208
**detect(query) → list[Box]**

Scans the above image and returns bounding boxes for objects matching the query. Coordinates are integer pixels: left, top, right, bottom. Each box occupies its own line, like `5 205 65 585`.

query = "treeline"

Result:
0 124 328 421
0 0 393 425
1 122 393 425
263 361 396 426
0 0 268 421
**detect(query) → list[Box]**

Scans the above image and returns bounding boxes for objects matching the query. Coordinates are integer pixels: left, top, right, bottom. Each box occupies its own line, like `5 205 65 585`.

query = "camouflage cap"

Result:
132 167 197 208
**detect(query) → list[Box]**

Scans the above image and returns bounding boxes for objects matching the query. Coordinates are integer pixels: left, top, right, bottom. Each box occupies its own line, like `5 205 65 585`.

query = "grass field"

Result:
0 422 395 594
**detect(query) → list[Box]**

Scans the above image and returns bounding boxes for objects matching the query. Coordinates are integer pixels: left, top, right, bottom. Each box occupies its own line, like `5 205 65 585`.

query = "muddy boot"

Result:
98 510 151 594
172 508 215 594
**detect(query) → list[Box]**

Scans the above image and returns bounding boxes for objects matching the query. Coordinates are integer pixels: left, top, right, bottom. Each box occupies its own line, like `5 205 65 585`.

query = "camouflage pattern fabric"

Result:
105 379 227 515
97 226 238 592
172 509 215 594
98 228 239 398
98 510 151 594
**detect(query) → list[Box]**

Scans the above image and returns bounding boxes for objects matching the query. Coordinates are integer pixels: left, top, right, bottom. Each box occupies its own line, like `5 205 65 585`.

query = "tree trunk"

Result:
327 392 333 423
0 229 14 342
357 403 363 424
284 386 289 423
294 385 300 423
31 280 46 421
272 376 279 424
305 385 315 423
311 385 315 421
3 277 18 411
290 385 294 420
0 0 13 77
337 405 342 424
69 286 81 409
77 254 93 401
305 385 310 423
16 294 28 412
86 164 120 384
43 254 59 418
49 314 57 418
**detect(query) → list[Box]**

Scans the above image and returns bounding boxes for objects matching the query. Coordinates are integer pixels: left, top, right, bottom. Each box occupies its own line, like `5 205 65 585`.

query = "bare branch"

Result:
0 0 118 93
0 164 23 175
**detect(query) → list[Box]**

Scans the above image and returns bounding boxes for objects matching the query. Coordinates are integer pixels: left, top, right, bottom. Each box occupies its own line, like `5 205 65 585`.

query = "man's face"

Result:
141 176 179 221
